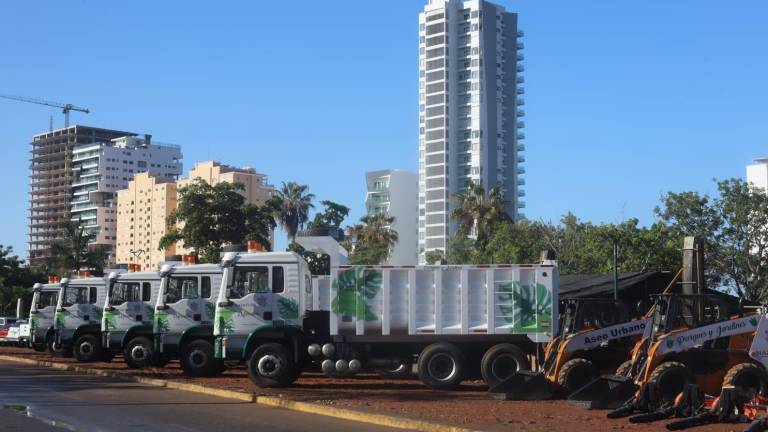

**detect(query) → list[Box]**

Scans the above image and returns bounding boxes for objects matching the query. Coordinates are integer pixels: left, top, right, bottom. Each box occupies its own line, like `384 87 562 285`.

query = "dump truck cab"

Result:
29 282 60 353
213 251 311 363
54 275 110 362
103 271 160 368
154 261 224 376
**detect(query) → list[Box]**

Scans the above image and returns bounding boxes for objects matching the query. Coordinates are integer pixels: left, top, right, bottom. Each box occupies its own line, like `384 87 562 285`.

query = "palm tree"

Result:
47 219 107 276
451 180 510 244
268 182 315 243
345 213 399 265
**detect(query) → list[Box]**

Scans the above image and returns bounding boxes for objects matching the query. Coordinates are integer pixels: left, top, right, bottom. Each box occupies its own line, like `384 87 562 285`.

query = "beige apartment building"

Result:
115 161 273 270
115 173 178 271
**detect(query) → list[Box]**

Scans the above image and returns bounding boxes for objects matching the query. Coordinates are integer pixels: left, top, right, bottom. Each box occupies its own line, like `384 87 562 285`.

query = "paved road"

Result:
0 360 401 432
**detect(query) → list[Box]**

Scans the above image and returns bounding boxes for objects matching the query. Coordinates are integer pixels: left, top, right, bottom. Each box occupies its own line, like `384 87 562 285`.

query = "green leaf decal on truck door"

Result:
277 297 299 320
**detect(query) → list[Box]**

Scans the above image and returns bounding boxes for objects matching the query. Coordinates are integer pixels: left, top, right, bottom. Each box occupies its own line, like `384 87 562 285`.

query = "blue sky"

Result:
1 1 767 258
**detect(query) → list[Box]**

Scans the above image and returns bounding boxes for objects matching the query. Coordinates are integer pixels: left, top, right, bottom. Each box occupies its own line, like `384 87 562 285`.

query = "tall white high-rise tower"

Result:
418 0 526 263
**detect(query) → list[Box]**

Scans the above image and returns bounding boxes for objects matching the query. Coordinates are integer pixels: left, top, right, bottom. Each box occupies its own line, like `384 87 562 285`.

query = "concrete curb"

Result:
0 355 477 432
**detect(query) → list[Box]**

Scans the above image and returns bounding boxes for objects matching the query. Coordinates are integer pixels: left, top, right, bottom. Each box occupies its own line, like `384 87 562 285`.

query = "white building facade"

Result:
71 134 182 260
747 158 768 192
418 0 526 263
366 170 418 265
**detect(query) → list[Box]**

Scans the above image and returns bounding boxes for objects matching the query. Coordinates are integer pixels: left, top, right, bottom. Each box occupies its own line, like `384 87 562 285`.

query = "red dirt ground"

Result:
0 347 746 432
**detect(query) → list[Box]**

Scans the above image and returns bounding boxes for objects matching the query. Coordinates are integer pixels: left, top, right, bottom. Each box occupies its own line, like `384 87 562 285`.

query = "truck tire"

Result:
723 363 767 399
73 334 103 363
124 336 154 369
615 360 633 377
480 343 529 388
649 361 692 403
47 337 70 357
418 342 466 390
32 343 47 352
247 343 298 388
557 358 598 394
180 340 223 377
377 363 414 380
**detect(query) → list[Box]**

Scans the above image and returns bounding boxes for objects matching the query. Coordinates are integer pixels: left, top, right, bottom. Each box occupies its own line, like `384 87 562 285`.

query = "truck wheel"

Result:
47 337 70 357
649 361 692 403
723 363 768 399
180 340 223 377
73 334 103 363
418 342 466 390
124 337 154 369
557 358 598 394
247 343 298 387
32 343 47 352
377 363 414 380
481 343 530 388
615 360 633 377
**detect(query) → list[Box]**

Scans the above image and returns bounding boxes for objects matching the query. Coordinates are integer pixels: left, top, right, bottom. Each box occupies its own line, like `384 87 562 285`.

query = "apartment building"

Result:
115 173 178 271
747 158 768 191
115 161 274 270
29 126 138 264
365 170 418 265
418 0 526 263
71 135 182 261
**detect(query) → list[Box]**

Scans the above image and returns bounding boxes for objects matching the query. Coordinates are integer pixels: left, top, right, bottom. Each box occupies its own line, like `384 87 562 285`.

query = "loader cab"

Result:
561 298 631 335
214 251 311 360
102 271 160 352
651 294 730 334
29 283 59 349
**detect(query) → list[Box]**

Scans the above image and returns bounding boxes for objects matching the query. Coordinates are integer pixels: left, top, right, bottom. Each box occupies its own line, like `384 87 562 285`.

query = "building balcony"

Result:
517 167 526 174
516 64 525 72
517 177 526 186
72 154 99 163
517 133 526 140
71 203 98 212
72 178 100 188
516 109 525 117
517 121 525 128
517 30 525 38
516 76 525 84
518 155 526 163
518 190 526 197
516 87 525 95
517 201 526 209
516 144 526 152
517 42 524 50
516 98 525 106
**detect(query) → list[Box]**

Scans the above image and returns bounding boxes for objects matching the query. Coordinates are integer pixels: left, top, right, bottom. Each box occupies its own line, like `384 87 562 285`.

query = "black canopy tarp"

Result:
559 272 673 300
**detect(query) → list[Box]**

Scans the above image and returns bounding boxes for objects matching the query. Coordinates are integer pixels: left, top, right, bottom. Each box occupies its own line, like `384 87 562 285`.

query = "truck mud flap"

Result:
488 371 555 401
567 374 637 409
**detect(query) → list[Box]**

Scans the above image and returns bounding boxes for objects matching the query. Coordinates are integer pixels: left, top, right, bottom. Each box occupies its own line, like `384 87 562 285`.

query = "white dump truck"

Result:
29 282 61 353
54 276 112 362
214 249 557 390
154 261 225 376
102 271 161 367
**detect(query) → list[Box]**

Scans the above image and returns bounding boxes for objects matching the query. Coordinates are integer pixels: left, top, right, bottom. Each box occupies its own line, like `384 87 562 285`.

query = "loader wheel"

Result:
180 340 223 377
615 360 633 377
481 343 530 388
124 336 154 369
557 358 598 394
73 334 103 363
649 361 692 403
723 363 768 399
418 342 466 390
247 343 298 387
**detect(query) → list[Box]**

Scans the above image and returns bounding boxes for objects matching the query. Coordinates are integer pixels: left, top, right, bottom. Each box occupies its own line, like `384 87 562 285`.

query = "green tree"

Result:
287 243 331 275
0 246 43 316
451 180 511 249
268 182 315 243
424 249 446 265
308 200 350 231
159 179 276 263
46 220 107 276
346 213 399 265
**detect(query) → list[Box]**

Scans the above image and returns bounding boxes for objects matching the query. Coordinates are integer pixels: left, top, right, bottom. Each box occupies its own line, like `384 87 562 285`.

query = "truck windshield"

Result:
62 287 89 307
110 282 144 306
166 276 203 303
230 266 269 299
36 291 58 309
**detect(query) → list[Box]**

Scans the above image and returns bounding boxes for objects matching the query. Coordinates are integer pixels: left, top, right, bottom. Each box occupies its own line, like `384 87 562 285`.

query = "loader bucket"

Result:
488 371 555 401
567 374 637 409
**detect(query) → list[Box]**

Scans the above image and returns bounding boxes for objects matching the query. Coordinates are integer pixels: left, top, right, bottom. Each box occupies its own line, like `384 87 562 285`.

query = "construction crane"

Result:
0 93 90 128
